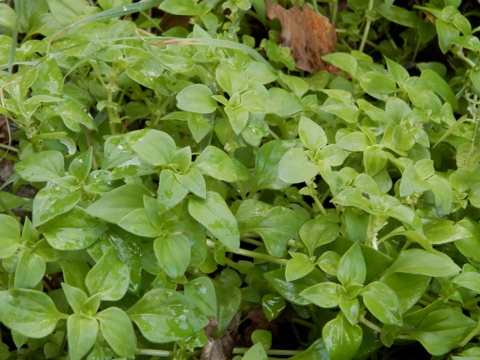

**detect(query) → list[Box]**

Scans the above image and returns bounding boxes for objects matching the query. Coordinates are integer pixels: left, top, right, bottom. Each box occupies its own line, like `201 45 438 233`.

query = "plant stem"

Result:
459 317 480 347
359 0 374 53
232 348 303 356
292 317 315 329
237 248 288 265
136 349 175 357
359 317 383 333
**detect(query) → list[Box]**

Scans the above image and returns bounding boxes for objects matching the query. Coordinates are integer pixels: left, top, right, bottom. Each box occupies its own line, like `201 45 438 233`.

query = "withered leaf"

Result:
266 0 339 74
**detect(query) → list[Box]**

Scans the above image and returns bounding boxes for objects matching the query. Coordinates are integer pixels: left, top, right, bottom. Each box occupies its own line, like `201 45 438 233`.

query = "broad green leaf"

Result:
127 288 209 343
376 3 418 27
117 207 162 237
262 294 286 322
14 150 64 182
67 314 98 360
408 309 476 356
213 277 242 338
174 168 206 198
243 342 268 360
337 243 366 287
68 147 93 183
336 131 370 152
279 148 318 184
423 218 471 245
128 129 176 167
300 219 339 256
184 277 217 318
420 69 458 111
157 169 189 214
298 116 327 151
385 57 410 84
47 0 97 25
86 183 151 224
427 175 452 213
339 297 361 326
361 281 402 325
452 347 480 360
43 207 107 250
236 200 306 258
14 249 46 289
285 252 315 282
188 191 240 252
154 234 191 278
453 271 480 293
96 307 135 359
359 71 397 95
0 214 20 258
159 0 198 15
455 218 480 262
0 289 63 338
322 53 358 76
62 283 88 314
323 313 362 360
381 273 430 313
194 146 249 182
54 97 97 132
289 338 329 360
300 282 343 308
264 268 325 306
32 186 81 227
253 140 297 191
85 247 130 301
386 249 460 277
176 84 217 114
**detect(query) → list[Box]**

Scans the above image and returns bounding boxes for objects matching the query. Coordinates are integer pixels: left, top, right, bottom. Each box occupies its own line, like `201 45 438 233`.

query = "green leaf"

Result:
423 218 471 245
194 146 249 182
96 307 135 359
298 116 327 151
86 183 151 224
337 243 366 287
285 252 315 281
253 140 297 191
361 281 402 325
14 150 64 182
159 0 198 15
408 309 476 356
323 313 362 360
0 289 63 338
176 84 217 114
67 314 98 360
300 282 343 308
359 71 397 95
453 271 480 293
43 207 107 250
117 207 162 237
128 129 176 167
262 294 286 321
0 214 20 258
68 147 93 183
14 249 46 289
264 268 324 306
381 273 430 313
184 277 217 318
385 57 410 84
127 288 209 343
188 191 240 252
157 169 189 214
175 168 206 198
54 97 97 131
278 148 318 184
420 69 458 111
154 234 191 278
62 283 88 314
243 343 268 360
289 338 330 360
339 297 361 326
300 218 339 256
85 247 130 301
236 200 306 258
32 186 81 227
386 249 460 277
322 53 358 76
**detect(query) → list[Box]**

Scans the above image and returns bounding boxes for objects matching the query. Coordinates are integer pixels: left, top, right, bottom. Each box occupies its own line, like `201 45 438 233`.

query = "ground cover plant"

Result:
1 0 480 359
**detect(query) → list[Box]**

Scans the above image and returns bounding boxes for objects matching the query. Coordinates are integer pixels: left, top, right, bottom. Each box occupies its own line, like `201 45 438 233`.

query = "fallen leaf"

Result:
266 0 339 74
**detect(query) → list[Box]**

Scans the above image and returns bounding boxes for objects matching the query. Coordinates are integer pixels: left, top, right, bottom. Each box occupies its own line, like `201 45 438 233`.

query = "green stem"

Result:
228 10 247 40
359 317 383 333
237 248 288 266
291 317 315 329
232 348 303 356
359 0 374 53
330 0 338 26
135 348 174 357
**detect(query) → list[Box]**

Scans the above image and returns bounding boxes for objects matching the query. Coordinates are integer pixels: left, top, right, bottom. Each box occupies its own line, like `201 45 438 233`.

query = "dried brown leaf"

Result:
266 0 339 74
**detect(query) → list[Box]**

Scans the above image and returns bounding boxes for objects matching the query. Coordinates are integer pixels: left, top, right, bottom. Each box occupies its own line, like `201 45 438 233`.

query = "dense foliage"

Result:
1 0 480 359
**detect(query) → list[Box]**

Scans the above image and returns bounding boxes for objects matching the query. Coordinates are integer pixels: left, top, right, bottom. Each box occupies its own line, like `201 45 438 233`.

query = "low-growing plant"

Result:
1 0 480 359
